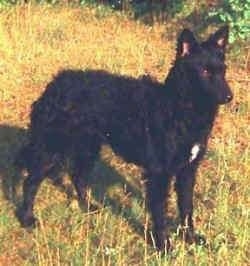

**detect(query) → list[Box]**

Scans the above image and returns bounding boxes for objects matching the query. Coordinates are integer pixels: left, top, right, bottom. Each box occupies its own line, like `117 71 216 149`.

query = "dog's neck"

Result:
163 61 219 137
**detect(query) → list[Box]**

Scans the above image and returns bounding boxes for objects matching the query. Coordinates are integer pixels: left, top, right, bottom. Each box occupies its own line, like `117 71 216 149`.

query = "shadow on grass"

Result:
90 159 146 236
0 124 147 236
0 124 27 203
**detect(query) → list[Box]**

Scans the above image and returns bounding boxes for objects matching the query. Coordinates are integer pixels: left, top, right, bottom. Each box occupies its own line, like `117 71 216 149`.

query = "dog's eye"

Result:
201 68 210 78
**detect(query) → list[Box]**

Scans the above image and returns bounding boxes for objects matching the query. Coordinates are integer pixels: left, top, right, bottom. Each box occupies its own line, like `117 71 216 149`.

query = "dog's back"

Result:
27 69 164 161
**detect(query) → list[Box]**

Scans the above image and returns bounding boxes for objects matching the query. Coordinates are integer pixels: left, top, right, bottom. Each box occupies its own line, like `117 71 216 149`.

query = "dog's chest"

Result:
174 142 203 170
189 143 201 163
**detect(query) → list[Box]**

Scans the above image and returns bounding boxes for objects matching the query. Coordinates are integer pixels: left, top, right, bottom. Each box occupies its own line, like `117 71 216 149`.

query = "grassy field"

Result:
0 3 249 265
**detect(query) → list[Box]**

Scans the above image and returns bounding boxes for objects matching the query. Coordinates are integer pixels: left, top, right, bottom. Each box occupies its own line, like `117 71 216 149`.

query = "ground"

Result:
0 4 249 265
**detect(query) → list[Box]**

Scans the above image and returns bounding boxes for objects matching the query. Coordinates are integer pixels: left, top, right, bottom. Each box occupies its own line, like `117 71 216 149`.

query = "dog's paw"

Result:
16 208 38 228
151 232 172 253
178 226 206 246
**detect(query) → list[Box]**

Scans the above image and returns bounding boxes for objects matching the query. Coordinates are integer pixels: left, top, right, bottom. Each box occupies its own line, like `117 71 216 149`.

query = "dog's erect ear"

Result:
177 29 199 57
205 25 229 53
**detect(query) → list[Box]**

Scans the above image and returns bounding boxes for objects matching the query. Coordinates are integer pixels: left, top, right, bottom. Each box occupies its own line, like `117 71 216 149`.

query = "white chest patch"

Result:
189 143 200 163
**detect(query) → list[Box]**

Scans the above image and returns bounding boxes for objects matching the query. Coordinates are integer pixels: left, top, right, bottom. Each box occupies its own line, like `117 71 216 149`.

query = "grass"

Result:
0 3 249 265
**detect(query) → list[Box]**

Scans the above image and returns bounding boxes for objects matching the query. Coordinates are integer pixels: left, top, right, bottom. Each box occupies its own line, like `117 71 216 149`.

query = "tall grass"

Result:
0 3 249 265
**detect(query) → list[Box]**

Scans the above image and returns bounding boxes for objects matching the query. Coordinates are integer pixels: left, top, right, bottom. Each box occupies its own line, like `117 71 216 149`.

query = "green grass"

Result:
0 3 249 265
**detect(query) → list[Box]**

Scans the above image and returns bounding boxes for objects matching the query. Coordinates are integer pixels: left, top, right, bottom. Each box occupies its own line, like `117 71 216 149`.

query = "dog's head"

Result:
176 26 233 105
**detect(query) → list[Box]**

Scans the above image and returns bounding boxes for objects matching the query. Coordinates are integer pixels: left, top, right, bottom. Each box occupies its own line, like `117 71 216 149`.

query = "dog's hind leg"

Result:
71 141 101 210
17 153 56 228
17 167 45 227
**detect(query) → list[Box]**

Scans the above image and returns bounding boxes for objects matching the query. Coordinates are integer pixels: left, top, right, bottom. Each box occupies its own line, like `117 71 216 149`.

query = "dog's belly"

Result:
106 129 145 165
108 136 145 165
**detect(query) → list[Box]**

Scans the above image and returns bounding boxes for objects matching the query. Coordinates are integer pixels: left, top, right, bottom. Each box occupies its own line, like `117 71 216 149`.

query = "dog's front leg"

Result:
144 128 173 251
175 163 198 243
145 172 171 251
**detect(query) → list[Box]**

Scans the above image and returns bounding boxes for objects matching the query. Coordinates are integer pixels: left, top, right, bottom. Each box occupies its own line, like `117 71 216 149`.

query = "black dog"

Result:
16 26 233 251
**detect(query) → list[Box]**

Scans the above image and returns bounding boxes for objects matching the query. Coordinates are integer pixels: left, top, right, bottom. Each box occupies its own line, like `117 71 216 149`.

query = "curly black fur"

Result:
16 26 233 251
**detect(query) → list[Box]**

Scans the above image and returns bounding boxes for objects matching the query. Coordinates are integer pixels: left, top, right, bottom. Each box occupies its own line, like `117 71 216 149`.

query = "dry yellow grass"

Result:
0 3 249 265
0 5 175 129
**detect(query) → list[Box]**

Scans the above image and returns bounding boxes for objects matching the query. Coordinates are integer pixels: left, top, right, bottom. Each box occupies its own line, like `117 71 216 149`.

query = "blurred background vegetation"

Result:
0 0 249 43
